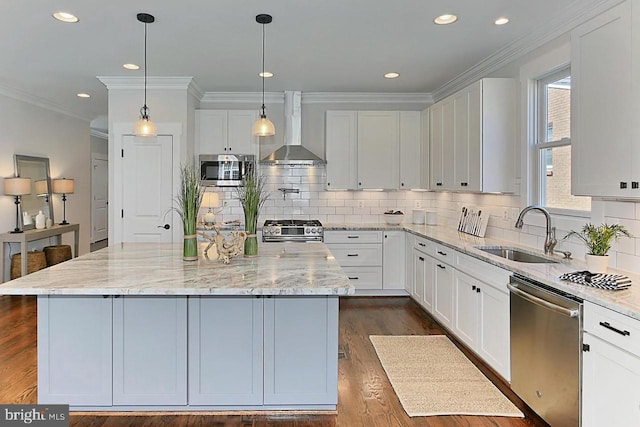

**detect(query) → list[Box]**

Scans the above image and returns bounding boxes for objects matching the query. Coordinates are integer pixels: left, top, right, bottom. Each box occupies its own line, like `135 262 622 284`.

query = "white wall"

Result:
0 93 91 265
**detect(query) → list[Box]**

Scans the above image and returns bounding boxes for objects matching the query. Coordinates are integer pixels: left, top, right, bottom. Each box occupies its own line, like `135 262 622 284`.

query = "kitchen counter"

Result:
326 222 640 321
0 242 353 296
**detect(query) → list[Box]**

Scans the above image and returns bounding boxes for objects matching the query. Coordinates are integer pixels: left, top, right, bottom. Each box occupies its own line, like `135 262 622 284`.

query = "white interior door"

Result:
122 135 174 242
91 154 109 243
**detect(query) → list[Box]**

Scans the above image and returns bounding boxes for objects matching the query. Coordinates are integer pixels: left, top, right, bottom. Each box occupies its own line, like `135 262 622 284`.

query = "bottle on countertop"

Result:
35 211 45 229
45 218 53 229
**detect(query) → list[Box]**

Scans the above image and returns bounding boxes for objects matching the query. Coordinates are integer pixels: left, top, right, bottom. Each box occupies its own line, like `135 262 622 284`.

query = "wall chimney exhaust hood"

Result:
260 91 326 166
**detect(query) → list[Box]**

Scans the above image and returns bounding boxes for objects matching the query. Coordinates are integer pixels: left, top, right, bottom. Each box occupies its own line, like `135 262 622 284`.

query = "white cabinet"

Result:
196 110 259 156
477 282 510 380
112 296 188 406
326 110 422 190
404 233 415 294
398 111 422 189
583 301 640 426
325 230 383 291
188 297 264 405
433 259 455 329
571 1 639 197
263 296 339 406
325 111 358 190
38 296 113 406
453 270 480 349
420 108 430 189
412 249 426 303
383 231 405 289
430 78 515 193
357 111 399 189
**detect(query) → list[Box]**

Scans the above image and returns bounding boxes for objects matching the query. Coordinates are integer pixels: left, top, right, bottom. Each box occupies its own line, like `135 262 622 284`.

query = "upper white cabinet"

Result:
195 110 259 157
571 1 639 197
430 78 516 193
420 108 430 189
326 110 424 190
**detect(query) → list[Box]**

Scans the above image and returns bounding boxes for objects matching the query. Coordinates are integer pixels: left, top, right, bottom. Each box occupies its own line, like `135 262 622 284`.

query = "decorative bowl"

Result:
384 213 404 225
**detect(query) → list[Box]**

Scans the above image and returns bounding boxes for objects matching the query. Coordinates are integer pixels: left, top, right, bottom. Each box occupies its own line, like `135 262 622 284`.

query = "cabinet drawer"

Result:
433 243 455 265
413 235 433 253
324 231 383 244
584 301 640 355
327 245 383 266
341 267 383 290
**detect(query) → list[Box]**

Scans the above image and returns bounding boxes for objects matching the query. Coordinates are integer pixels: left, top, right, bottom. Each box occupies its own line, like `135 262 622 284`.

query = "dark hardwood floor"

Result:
0 295 547 426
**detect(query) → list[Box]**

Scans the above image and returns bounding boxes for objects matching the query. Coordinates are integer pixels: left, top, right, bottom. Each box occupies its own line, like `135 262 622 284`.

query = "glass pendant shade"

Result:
133 114 157 137
252 115 276 136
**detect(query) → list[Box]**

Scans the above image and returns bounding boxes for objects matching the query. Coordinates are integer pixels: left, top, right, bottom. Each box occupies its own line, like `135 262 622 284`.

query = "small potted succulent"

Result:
563 223 631 273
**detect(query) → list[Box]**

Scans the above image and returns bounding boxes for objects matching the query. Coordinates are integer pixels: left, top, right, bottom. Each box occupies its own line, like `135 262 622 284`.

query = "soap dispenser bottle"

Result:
35 211 45 229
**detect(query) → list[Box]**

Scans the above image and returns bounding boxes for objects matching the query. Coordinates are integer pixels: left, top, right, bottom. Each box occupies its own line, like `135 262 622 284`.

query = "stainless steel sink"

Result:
475 246 558 264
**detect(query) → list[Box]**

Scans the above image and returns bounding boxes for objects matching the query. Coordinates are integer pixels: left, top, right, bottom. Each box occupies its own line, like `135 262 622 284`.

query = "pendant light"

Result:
252 14 276 137
132 13 157 137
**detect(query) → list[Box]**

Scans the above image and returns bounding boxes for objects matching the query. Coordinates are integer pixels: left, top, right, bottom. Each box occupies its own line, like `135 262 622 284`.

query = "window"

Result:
535 68 590 212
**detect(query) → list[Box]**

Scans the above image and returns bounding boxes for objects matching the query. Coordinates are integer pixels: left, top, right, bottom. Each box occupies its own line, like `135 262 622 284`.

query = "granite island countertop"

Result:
326 222 640 321
0 242 354 296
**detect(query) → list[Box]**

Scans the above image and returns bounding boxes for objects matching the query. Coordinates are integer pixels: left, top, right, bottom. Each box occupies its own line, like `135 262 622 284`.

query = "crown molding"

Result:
97 76 195 91
0 79 92 122
301 92 433 105
199 92 285 106
432 0 623 101
90 129 108 139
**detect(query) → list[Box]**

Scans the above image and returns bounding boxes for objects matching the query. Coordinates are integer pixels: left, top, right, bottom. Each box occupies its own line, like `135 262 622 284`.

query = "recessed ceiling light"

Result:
495 17 510 26
259 72 274 78
434 14 458 25
77 93 90 98
384 72 400 79
123 63 140 70
52 12 79 23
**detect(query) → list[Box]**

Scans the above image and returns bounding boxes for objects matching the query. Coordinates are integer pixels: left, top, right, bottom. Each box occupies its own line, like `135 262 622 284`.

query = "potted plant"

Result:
563 223 631 273
235 170 268 256
175 163 203 261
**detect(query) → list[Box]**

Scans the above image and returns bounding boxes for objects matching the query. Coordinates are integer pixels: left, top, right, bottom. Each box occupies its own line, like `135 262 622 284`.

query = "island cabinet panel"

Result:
188 297 264 405
112 296 187 406
38 296 113 406
263 296 339 405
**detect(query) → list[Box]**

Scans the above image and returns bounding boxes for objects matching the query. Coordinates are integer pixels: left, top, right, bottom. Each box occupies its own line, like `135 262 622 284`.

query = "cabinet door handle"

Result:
347 236 359 239
327 182 331 186
599 321 630 336
461 182 468 187
472 285 476 291
348 276 359 280
437 251 447 256
437 264 446 269
620 182 628 189
347 254 359 257
633 182 639 189
359 182 362 186
436 182 442 186
418 242 426 247
401 182 405 187
476 287 481 293
419 256 424 261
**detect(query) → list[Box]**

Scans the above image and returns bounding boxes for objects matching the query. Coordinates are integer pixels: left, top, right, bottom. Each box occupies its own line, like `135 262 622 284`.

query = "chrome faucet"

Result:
514 205 557 255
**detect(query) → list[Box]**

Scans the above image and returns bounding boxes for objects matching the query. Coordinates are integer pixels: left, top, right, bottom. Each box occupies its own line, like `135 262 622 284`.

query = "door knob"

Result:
157 224 170 230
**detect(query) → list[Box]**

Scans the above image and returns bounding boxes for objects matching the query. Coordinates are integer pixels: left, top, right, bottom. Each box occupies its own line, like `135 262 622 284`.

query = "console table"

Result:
0 224 79 283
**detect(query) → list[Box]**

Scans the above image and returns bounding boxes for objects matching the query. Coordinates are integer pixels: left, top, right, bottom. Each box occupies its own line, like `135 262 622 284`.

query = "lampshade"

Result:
202 191 219 209
252 116 276 137
34 179 49 196
52 178 75 194
132 116 158 137
3 177 31 196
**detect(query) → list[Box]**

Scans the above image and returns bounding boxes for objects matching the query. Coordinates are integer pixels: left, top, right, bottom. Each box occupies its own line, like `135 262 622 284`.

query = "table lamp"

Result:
52 178 74 225
202 191 220 229
3 177 32 233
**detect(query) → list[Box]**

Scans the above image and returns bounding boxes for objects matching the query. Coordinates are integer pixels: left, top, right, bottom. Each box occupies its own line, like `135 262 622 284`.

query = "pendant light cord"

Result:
261 21 266 116
144 21 148 110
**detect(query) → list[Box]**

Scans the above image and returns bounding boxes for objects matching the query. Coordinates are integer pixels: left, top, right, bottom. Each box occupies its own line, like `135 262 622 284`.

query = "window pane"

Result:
542 75 571 143
541 145 590 211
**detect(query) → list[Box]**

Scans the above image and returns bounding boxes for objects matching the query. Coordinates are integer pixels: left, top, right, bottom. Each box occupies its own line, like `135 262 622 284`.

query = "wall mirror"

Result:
14 155 53 230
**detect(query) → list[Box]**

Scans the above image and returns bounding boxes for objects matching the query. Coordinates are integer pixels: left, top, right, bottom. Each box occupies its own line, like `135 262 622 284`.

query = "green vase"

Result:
244 208 258 257
183 219 198 261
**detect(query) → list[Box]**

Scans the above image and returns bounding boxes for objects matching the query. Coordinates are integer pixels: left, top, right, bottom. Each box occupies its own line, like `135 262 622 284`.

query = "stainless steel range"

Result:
262 219 323 242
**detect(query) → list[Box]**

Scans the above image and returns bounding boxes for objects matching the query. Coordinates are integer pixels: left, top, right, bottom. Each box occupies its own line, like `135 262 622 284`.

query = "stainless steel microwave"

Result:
199 154 255 186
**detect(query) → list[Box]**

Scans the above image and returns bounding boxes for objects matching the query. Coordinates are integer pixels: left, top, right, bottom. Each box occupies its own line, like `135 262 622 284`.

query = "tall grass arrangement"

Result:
175 163 203 261
563 223 631 256
235 170 268 256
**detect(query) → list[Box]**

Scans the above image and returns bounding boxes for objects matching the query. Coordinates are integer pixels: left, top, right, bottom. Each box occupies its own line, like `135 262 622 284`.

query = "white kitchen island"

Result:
0 242 353 411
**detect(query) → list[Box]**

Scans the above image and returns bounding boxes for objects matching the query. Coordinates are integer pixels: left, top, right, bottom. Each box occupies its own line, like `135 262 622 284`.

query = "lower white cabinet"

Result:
38 296 113 406
383 231 405 289
188 297 263 405
412 249 425 303
582 302 640 426
404 233 415 294
476 282 510 380
113 296 188 406
453 270 480 349
433 260 455 329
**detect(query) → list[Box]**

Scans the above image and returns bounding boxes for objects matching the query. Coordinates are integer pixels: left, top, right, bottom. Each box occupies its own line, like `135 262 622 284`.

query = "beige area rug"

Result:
369 335 524 418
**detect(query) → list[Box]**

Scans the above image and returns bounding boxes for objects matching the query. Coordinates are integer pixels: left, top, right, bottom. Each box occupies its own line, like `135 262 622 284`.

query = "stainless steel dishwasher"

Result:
508 274 583 427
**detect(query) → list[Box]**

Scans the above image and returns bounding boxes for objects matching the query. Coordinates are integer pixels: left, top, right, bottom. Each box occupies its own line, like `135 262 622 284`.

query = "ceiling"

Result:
0 0 604 122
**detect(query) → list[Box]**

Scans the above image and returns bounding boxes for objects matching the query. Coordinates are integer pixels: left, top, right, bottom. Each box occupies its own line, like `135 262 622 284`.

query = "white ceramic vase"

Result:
585 254 609 274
